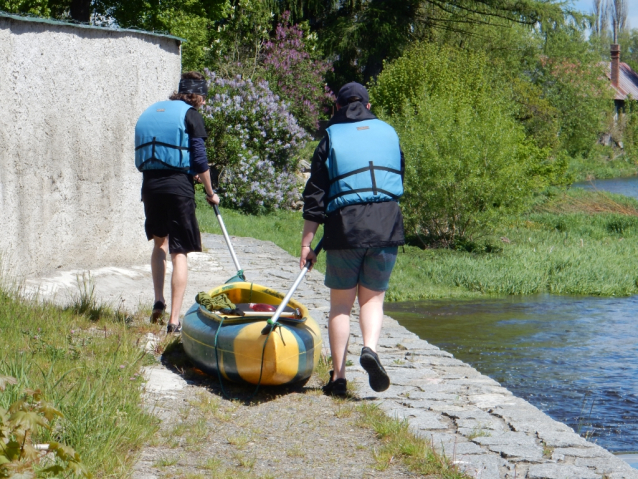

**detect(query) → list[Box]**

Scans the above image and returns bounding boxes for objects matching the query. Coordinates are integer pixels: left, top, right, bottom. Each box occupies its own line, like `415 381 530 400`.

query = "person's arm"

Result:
300 220 320 269
300 138 329 269
302 137 329 223
189 138 219 205
185 109 219 206
198 170 219 205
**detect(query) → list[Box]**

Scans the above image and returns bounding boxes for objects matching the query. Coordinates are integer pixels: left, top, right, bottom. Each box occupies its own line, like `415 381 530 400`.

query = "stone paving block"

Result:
418 431 462 452
399 399 467 414
456 418 505 433
492 404 574 434
469 392 518 408
403 391 466 402
472 431 537 446
553 446 609 458
486 443 544 461
455 453 507 479
443 407 497 421
537 430 592 448
359 385 416 399
606 471 638 479
575 456 638 475
380 406 447 430
458 427 504 439
438 440 484 457
527 463 600 479
384 368 440 386
405 349 453 358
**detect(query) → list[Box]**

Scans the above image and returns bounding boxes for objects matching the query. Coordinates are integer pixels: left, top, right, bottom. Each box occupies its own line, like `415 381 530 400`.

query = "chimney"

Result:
611 44 621 88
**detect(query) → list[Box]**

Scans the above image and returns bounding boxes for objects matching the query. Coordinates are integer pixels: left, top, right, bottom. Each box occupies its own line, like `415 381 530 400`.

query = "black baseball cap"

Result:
336 82 369 106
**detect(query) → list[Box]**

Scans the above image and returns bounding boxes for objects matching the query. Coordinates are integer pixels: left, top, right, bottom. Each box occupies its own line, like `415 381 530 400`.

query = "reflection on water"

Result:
574 176 638 199
385 295 638 453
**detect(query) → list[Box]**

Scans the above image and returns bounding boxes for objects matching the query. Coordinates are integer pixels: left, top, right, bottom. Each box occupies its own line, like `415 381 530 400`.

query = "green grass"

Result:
356 403 468 477
196 188 638 300
569 147 638 181
0 287 159 477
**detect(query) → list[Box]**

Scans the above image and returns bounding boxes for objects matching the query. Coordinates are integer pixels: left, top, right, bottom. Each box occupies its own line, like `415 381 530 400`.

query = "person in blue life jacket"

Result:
135 71 219 334
300 82 405 396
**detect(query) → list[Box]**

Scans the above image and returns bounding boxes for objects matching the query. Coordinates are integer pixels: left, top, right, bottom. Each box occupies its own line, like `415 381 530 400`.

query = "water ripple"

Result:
386 294 638 452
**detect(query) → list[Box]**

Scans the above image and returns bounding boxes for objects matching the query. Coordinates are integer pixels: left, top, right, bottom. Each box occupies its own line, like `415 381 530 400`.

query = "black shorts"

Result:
142 194 202 254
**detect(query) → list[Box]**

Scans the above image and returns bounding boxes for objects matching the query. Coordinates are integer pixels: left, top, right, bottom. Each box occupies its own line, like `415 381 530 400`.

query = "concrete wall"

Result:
0 15 182 278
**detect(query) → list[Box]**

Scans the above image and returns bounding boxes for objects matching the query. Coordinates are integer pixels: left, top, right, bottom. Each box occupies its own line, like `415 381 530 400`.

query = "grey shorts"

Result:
325 247 399 292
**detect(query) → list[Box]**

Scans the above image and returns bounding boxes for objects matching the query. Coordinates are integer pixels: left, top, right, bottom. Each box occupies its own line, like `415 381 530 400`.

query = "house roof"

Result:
605 61 638 100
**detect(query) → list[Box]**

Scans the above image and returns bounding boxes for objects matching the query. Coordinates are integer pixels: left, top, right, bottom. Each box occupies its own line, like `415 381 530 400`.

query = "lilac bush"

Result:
202 70 308 212
262 12 335 131
221 153 301 214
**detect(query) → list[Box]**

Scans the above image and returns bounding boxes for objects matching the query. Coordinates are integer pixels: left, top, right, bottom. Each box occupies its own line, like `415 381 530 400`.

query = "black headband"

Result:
178 79 208 96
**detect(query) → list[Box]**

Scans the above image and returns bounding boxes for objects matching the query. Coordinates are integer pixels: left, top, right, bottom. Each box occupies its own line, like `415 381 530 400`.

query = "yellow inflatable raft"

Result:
181 282 323 386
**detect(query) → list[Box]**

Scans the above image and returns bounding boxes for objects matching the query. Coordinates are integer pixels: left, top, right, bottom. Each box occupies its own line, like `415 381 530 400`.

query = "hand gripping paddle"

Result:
261 238 323 335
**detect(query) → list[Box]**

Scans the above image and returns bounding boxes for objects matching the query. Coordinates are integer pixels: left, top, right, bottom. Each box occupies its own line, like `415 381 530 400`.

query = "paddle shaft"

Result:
213 204 243 274
261 238 323 334
217 311 300 319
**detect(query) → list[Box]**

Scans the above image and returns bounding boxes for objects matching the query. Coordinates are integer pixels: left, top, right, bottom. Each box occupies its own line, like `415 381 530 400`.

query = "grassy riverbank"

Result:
0 287 159 477
569 148 638 181
196 188 638 301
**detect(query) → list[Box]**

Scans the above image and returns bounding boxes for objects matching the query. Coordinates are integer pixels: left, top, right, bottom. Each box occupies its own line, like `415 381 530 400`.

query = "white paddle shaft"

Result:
214 205 242 273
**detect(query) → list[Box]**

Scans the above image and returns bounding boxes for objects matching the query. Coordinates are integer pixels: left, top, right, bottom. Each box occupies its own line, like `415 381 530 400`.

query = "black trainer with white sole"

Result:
359 347 390 392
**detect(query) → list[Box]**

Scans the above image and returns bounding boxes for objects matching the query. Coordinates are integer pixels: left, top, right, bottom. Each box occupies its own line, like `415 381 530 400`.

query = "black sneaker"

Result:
150 301 166 323
166 322 181 334
360 347 390 392
322 370 347 397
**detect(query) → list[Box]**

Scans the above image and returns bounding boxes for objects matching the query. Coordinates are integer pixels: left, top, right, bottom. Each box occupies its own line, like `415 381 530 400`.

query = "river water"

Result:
573 176 638 200
386 176 638 461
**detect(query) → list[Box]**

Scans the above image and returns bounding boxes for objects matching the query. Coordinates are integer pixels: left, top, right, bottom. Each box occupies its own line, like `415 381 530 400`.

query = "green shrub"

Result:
371 43 569 245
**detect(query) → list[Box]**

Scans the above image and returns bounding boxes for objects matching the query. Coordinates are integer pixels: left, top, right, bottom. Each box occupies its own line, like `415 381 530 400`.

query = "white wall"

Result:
0 15 182 278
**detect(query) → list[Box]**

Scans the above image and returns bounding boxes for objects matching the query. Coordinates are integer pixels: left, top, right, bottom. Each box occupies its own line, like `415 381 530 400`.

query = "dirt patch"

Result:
132 340 415 479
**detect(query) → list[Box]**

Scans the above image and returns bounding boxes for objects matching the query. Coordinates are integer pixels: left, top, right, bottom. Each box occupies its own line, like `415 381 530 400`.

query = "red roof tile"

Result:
606 62 638 100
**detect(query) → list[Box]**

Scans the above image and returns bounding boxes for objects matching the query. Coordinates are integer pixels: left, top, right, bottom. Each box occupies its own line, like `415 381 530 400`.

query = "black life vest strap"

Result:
326 188 401 203
328 164 402 185
135 137 190 152
137 157 190 172
369 161 377 195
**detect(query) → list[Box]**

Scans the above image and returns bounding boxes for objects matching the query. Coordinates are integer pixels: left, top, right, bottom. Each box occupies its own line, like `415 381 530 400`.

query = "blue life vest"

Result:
135 100 193 172
325 119 403 214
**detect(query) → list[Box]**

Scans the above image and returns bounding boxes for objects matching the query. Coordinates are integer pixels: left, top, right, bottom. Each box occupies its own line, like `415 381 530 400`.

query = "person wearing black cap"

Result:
300 81 405 396
135 71 219 333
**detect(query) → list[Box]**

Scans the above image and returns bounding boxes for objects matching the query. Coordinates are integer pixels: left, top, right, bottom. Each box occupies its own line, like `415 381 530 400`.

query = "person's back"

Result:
136 71 219 333
300 82 405 396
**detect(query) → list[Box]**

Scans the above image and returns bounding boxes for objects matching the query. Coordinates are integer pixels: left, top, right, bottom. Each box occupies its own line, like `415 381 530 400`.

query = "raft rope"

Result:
212 287 278 402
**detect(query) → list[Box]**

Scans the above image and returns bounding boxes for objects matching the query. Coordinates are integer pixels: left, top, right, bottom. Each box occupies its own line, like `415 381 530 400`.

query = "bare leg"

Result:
151 236 168 304
328 287 357 380
358 285 386 352
169 253 188 326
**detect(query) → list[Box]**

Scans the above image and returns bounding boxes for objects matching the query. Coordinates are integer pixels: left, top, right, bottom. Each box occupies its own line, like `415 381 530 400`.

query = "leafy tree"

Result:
92 0 228 71
371 43 569 245
0 0 51 15
262 12 334 130
206 0 274 79
270 0 564 86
